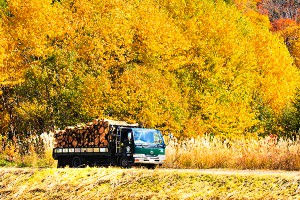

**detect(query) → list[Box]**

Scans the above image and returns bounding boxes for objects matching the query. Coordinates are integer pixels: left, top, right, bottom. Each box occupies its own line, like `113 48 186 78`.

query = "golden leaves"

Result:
0 0 299 138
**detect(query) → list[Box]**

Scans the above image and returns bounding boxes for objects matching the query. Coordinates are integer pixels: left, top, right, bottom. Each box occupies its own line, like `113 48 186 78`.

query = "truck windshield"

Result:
133 129 164 146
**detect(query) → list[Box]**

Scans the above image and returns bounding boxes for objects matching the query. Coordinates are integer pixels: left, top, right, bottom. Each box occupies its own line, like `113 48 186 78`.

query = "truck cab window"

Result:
133 130 163 145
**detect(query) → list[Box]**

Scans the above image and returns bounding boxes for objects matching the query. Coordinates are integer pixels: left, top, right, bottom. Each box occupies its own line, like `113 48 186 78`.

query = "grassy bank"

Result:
0 167 299 199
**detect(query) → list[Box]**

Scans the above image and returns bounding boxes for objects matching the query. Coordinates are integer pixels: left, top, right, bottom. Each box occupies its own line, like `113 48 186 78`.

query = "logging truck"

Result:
52 119 166 168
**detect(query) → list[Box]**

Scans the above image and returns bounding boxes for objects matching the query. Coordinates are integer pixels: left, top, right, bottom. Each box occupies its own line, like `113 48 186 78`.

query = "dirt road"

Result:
1 167 300 178
159 168 300 178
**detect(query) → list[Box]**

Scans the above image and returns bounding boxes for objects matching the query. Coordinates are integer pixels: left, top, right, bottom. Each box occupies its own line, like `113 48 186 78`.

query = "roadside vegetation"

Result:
1 134 300 171
165 135 300 170
0 167 299 199
0 133 299 199
1 0 300 198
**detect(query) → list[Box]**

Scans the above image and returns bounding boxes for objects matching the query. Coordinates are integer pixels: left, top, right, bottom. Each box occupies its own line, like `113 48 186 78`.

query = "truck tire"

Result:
57 158 66 168
146 164 156 169
119 156 131 168
71 156 82 168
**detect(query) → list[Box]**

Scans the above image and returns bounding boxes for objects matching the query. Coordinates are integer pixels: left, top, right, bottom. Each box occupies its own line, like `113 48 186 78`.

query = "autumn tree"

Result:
0 0 299 139
258 0 300 21
157 0 299 137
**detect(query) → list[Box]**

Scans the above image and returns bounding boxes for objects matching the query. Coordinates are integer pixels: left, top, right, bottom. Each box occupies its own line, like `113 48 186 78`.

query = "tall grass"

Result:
1 133 300 170
0 133 56 168
164 135 300 170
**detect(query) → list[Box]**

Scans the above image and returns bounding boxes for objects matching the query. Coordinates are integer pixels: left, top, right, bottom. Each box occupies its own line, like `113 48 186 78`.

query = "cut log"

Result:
95 137 100 146
99 127 104 134
54 118 138 148
104 127 109 135
72 139 78 148
93 118 99 125
103 140 108 146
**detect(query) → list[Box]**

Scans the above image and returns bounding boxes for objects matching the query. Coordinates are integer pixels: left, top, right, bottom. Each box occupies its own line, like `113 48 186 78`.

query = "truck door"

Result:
116 128 133 155
124 132 133 155
121 131 133 155
117 128 134 168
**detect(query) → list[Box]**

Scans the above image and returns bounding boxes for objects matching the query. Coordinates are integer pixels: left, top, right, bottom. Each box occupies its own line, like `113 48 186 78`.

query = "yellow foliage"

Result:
108 66 188 135
130 0 190 70
15 100 48 122
1 0 67 85
0 21 9 86
0 0 299 138
252 29 300 113
0 112 10 134
81 72 112 118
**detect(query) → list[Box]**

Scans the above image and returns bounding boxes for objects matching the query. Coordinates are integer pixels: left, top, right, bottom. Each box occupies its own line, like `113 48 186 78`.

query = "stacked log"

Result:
54 119 110 148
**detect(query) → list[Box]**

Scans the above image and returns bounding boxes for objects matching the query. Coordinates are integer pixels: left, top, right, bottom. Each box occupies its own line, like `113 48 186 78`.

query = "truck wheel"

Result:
71 156 82 168
57 158 66 168
147 164 156 170
119 156 131 168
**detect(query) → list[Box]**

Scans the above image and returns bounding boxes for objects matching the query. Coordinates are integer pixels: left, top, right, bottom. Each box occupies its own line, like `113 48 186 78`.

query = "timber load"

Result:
54 119 139 148
54 119 110 148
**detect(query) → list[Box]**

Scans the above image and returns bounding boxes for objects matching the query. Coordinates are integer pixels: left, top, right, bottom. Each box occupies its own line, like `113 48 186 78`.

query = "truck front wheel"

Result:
146 164 156 169
71 156 82 168
119 156 131 168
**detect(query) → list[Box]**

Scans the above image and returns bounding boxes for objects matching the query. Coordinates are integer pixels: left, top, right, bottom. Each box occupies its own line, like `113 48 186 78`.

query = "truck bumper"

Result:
133 154 165 165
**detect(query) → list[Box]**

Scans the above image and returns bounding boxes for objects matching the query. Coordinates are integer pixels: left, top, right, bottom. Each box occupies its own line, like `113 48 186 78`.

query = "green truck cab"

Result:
122 128 166 168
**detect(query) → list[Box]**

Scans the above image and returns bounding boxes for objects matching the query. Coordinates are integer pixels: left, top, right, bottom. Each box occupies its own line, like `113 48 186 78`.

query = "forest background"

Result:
2 0 300 166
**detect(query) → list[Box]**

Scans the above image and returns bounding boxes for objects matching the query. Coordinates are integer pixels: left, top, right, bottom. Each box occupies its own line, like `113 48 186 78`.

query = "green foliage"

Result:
223 0 234 5
0 0 6 9
15 50 90 131
279 89 300 138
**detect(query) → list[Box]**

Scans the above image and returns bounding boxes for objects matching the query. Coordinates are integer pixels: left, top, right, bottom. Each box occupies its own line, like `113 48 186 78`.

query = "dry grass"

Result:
0 133 56 168
0 167 299 200
164 136 300 170
1 134 300 170
1 136 300 199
